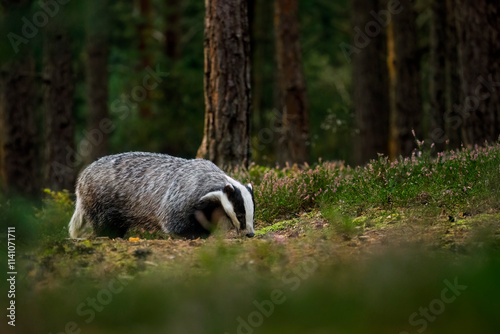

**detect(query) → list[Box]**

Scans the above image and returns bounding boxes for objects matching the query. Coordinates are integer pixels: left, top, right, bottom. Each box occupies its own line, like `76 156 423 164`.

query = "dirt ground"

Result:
24 208 500 289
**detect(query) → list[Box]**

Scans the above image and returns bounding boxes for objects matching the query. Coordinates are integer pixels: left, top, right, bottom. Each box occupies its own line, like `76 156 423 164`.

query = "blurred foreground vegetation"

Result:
1 142 500 333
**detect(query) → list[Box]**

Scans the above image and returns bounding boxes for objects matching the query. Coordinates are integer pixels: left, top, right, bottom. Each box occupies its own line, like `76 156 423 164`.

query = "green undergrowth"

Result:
5 229 500 334
2 142 500 334
3 141 499 246
230 141 500 225
2 153 500 334
321 206 361 238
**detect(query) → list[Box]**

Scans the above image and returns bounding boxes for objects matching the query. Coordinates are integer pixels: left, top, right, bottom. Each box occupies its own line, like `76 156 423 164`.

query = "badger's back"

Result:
73 152 229 238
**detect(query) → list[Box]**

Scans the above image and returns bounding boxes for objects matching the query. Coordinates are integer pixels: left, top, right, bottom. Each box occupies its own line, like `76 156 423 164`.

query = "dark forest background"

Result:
1 0 499 197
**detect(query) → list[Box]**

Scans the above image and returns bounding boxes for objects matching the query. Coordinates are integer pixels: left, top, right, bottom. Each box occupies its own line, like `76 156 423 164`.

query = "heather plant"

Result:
246 141 500 225
251 163 334 222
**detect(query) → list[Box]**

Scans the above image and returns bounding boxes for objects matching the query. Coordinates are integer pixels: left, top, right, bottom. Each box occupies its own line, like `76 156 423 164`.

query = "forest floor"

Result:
25 207 500 289
8 205 500 334
4 143 500 333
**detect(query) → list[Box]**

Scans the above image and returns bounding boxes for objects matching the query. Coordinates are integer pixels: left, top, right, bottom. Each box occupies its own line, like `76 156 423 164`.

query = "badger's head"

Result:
199 181 255 237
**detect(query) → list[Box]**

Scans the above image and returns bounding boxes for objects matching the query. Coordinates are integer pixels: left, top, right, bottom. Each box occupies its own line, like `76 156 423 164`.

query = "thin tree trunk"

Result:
0 54 38 196
197 0 252 168
429 0 446 152
84 1 110 165
137 0 152 118
444 0 461 148
0 0 38 196
44 30 75 191
165 0 182 60
353 0 390 165
392 0 422 156
249 0 275 162
387 20 397 161
274 0 310 165
455 0 500 146
249 0 274 127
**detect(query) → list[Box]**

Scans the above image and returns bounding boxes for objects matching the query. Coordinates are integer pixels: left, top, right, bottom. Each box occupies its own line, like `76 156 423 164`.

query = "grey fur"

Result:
69 152 255 239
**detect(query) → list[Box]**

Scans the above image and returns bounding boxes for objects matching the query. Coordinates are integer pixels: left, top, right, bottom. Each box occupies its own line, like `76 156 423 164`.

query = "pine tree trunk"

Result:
455 0 500 146
444 0 462 148
249 0 274 129
429 0 447 152
84 2 110 165
274 0 310 165
137 0 152 118
165 0 182 60
44 30 76 191
392 0 422 156
352 0 390 165
249 0 275 162
197 0 252 168
430 0 462 150
387 20 398 161
0 54 38 196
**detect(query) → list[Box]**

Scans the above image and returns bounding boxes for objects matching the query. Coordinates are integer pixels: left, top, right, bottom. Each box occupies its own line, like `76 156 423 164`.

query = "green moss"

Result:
255 219 298 236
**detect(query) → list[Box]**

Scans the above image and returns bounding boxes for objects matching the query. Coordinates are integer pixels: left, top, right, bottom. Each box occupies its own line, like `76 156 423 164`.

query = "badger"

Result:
68 152 255 239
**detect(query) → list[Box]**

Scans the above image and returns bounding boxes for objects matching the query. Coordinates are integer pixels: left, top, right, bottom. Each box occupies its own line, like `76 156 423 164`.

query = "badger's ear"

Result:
200 190 223 203
223 184 235 194
246 183 253 191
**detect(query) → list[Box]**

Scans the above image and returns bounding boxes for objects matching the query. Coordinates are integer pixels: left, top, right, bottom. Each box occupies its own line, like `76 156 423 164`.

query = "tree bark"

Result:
197 0 252 169
137 0 152 118
165 0 182 60
352 0 389 165
387 20 397 161
274 0 310 165
0 54 38 196
43 30 76 191
249 0 276 163
455 0 500 146
249 0 274 126
392 0 422 156
0 0 39 196
84 1 110 166
444 0 461 148
429 0 447 152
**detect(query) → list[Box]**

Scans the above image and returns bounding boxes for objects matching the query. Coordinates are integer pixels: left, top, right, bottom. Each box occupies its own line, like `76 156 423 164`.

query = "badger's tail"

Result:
69 199 87 238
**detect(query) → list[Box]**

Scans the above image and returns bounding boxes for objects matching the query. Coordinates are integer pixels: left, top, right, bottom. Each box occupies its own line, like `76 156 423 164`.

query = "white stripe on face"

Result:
225 176 255 235
220 192 240 230
200 190 240 230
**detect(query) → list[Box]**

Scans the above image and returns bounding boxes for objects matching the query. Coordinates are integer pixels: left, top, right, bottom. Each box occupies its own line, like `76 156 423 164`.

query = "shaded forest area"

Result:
2 3 500 333
1 0 499 197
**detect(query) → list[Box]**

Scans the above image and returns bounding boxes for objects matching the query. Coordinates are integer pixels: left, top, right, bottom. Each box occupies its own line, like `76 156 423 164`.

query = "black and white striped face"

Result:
199 178 255 237
214 176 255 237
220 181 255 237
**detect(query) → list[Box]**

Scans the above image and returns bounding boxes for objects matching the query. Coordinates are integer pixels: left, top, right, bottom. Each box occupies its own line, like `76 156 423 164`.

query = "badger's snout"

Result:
246 232 255 238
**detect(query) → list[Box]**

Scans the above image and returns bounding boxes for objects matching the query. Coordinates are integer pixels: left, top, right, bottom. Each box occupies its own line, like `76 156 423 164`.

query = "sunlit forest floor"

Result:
2 143 500 333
